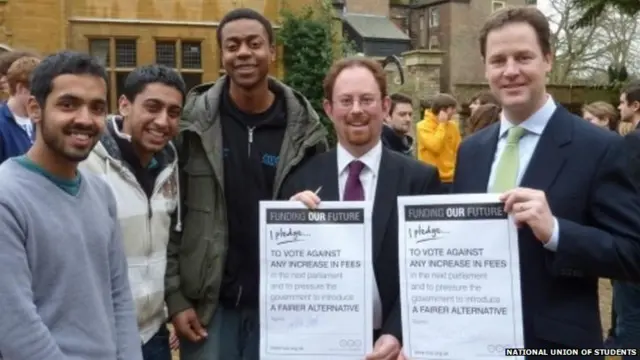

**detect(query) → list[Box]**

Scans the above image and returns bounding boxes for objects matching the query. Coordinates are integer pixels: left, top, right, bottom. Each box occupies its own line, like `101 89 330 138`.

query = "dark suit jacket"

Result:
452 105 640 352
279 147 441 343
624 125 640 190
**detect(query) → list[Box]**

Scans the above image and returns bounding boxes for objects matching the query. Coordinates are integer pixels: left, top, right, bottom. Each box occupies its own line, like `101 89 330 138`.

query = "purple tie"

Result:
343 160 365 201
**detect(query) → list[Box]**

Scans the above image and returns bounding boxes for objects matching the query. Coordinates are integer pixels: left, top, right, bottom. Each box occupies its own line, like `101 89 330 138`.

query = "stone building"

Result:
332 0 412 57
0 0 317 111
392 0 537 92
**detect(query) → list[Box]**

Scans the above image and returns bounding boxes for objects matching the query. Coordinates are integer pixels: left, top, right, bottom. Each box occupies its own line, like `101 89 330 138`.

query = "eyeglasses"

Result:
335 96 377 109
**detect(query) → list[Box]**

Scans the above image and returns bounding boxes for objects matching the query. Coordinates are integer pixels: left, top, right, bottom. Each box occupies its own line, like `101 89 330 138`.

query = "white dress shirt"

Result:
13 113 34 142
337 140 383 330
487 95 560 251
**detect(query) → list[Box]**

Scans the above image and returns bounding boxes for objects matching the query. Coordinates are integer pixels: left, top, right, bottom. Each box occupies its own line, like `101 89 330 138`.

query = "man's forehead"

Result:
395 103 412 110
486 30 540 54
221 19 267 40
336 67 379 90
136 83 183 106
51 74 106 94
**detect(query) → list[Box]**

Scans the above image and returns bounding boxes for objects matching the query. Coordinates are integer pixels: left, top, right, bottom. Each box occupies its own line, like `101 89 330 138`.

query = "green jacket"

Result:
165 76 328 325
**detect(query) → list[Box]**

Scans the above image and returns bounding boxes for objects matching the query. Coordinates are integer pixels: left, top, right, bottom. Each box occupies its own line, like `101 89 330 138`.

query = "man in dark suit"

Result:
452 7 640 357
621 82 640 186
280 57 441 360
615 82 640 353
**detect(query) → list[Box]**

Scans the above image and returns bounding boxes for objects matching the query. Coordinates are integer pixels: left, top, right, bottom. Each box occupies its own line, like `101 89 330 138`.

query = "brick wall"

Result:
0 0 320 58
408 0 531 92
0 0 63 54
346 0 388 17
447 0 529 88
0 0 320 111
390 5 410 35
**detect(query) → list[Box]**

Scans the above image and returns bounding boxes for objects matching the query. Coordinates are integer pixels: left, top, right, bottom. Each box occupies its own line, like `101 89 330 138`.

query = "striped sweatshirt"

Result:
79 116 182 344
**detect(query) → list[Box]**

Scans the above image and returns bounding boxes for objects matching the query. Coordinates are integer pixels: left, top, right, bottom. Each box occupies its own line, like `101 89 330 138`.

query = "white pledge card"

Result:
259 201 374 360
397 194 525 360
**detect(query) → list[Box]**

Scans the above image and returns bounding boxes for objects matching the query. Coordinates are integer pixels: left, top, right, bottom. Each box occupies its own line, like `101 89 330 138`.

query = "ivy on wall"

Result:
279 0 355 146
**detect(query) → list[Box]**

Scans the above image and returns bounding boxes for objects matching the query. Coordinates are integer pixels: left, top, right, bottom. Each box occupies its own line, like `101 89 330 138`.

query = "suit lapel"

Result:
469 123 500 192
319 150 340 201
372 149 400 260
520 106 572 191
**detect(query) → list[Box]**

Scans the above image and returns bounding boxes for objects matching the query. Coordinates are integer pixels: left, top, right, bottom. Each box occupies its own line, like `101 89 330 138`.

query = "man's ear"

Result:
26 96 42 124
323 98 333 121
381 96 391 117
269 44 276 63
118 94 131 117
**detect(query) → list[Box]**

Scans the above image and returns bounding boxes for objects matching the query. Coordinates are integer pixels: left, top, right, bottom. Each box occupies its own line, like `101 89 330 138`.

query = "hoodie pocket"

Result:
183 155 215 211
179 235 225 299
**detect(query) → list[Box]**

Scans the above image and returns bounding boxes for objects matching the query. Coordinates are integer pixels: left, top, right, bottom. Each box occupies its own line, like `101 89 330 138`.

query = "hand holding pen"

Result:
289 186 323 209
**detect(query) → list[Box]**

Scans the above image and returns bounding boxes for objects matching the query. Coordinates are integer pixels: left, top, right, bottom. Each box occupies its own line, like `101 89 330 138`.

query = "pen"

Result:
314 186 323 195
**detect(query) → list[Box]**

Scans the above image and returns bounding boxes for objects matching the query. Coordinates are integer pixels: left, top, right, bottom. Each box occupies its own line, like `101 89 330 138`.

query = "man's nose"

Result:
75 106 94 124
237 43 251 57
153 111 170 128
350 101 364 114
504 58 520 77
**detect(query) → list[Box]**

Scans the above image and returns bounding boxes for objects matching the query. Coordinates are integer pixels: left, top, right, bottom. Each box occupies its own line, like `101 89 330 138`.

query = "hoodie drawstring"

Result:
105 156 182 232
173 168 183 232
103 124 183 233
168 141 183 233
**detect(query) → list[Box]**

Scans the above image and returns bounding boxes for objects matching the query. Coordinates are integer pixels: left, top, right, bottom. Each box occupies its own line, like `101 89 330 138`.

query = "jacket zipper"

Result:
239 124 255 306
247 126 255 157
114 161 175 312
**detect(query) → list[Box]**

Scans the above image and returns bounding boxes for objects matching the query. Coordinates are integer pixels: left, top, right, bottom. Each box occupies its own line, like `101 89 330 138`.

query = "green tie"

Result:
491 126 525 192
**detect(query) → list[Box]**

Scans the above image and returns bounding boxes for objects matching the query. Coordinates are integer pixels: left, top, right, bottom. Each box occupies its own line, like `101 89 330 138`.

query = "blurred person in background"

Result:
382 92 414 155
0 56 41 164
619 122 635 136
582 101 619 131
615 82 640 355
469 90 499 115
0 50 40 102
416 93 461 193
619 82 640 129
466 103 501 134
581 100 623 349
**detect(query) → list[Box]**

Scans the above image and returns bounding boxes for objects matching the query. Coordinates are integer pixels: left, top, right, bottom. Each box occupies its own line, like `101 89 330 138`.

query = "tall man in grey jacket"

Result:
166 8 328 360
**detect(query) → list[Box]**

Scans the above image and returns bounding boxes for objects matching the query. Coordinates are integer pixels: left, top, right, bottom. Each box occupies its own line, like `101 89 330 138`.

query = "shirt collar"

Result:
499 95 557 138
337 140 383 176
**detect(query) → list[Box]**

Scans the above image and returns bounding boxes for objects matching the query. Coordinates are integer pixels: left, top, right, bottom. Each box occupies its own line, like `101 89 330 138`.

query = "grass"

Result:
168 280 616 360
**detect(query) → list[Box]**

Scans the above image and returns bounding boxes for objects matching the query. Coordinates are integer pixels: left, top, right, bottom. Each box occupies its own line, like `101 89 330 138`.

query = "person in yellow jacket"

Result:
416 93 461 193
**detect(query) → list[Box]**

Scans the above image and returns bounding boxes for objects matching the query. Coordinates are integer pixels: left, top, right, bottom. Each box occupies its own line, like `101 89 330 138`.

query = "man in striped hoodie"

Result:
80 64 185 360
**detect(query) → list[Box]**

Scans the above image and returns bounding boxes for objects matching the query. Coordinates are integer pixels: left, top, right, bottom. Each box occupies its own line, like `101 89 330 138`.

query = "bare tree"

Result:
591 13 640 75
547 0 639 84
571 0 639 28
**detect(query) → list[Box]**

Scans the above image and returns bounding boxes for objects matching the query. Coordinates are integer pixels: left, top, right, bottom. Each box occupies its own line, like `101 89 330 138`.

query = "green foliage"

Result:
607 64 630 88
279 0 353 146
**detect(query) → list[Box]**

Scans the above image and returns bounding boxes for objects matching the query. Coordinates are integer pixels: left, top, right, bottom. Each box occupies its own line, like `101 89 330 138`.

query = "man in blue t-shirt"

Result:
0 56 40 163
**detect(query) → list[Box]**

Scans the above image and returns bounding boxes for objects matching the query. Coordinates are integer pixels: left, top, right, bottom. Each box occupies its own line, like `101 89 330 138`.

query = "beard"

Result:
40 117 101 163
343 113 376 146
